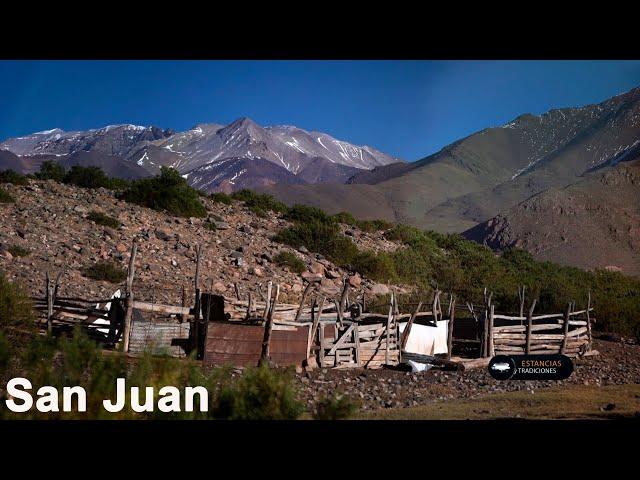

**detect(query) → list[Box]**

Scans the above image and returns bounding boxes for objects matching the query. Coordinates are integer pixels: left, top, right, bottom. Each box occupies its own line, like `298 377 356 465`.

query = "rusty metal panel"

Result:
204 322 310 368
129 319 190 357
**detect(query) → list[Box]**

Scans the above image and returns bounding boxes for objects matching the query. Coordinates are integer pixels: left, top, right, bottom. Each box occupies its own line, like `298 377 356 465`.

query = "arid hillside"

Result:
0 179 403 304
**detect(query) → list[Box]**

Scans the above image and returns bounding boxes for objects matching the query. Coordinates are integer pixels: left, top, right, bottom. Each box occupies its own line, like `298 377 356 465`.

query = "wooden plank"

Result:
447 297 456 360
525 299 537 354
560 303 572 354
488 304 495 357
328 324 356 355
123 240 137 353
399 300 422 352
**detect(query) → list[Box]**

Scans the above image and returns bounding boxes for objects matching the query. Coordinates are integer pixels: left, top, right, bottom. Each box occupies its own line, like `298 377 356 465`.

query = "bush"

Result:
120 167 207 218
285 204 335 225
274 251 306 274
82 261 127 284
213 363 304 420
356 219 394 232
0 188 15 204
63 165 127 190
332 211 358 226
231 189 287 215
87 211 120 229
313 394 360 420
7 245 30 258
204 221 217 231
0 271 34 332
209 192 232 205
36 161 66 182
0 169 28 186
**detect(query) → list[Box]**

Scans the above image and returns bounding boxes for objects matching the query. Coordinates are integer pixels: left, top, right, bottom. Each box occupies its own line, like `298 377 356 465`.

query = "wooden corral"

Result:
31 241 598 370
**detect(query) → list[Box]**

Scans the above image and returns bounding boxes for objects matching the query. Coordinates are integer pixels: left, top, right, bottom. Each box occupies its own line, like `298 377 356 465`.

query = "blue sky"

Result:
1 60 639 161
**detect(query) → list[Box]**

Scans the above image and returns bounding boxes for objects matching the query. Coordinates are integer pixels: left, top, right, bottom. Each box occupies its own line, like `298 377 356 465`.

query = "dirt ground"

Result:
294 338 640 418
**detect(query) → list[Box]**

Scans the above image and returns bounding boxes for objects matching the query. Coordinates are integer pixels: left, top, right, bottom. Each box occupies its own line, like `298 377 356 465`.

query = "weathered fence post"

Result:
586 291 593 351
518 285 526 320
308 295 325 359
487 304 495 357
260 283 279 365
295 280 316 323
447 296 456 360
385 292 393 364
400 300 422 352
524 298 537 354
123 240 138 353
192 244 203 358
45 272 53 334
560 302 572 354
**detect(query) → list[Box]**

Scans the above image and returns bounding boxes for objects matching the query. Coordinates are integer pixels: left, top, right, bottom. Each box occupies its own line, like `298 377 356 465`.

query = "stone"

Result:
291 283 303 293
371 283 390 295
349 273 362 287
325 270 340 279
73 205 88 214
155 229 171 241
213 281 226 292
116 243 127 253
303 357 318 371
235 257 244 267
249 266 263 277
214 221 230 230
309 261 325 275
230 251 243 259
301 272 323 282
298 246 309 254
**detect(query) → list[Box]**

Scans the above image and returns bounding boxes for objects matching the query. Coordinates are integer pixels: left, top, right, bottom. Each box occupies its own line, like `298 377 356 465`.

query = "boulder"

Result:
155 229 171 241
371 283 390 295
349 273 362 287
309 261 325 275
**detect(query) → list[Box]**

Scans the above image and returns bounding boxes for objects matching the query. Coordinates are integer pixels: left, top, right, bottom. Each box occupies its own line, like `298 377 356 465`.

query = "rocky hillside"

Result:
0 118 401 192
464 157 640 276
0 179 404 305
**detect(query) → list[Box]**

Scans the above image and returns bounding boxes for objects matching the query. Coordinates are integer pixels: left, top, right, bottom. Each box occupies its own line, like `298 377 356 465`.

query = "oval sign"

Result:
489 354 573 381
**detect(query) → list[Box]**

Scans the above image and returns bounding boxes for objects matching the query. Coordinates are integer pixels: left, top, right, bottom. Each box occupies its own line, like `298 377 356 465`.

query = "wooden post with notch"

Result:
385 292 393 365
560 302 572 354
524 298 537 354
308 295 325 359
586 291 592 351
446 296 456 360
260 283 279 366
122 240 138 353
487 304 495 357
400 300 422 352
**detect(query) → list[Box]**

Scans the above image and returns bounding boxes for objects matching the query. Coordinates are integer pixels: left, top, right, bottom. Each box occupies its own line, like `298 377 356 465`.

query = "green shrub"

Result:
313 394 360 420
0 271 34 332
352 251 398 283
63 165 127 190
204 221 217 231
0 331 9 371
274 221 359 266
120 167 207 218
209 192 232 205
285 204 335 225
0 188 15 204
274 251 306 274
231 189 287 215
212 363 304 420
356 219 394 232
7 245 30 258
0 169 28 186
36 161 66 182
82 261 127 284
332 211 358 226
87 211 120 229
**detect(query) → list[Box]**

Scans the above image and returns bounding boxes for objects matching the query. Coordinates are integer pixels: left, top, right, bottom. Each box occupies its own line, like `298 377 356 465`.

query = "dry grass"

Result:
357 384 640 420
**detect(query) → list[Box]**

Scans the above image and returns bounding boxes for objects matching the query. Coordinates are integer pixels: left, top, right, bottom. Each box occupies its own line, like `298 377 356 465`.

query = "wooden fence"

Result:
30 240 597 369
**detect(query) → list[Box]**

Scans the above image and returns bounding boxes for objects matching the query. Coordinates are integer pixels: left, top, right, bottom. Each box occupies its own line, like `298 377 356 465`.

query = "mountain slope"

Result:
260 86 640 232
463 156 640 276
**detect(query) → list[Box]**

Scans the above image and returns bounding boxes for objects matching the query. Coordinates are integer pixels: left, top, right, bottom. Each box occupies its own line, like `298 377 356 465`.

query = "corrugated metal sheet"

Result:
204 322 309 367
129 319 190 357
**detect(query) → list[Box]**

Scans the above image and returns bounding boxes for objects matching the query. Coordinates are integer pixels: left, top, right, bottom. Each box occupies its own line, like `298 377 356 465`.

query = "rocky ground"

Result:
0 179 404 305
293 338 640 412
